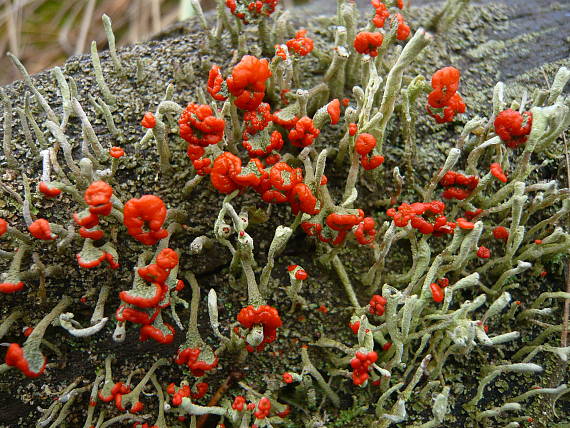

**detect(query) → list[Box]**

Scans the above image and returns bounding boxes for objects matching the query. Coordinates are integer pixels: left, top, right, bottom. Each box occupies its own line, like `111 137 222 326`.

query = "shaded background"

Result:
0 0 313 86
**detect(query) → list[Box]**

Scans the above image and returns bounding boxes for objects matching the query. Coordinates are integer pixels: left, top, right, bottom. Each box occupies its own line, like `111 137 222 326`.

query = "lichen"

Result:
0 1 569 427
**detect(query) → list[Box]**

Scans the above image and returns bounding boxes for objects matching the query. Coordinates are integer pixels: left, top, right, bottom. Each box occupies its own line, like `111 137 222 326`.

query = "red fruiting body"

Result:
317 305 328 313
277 406 291 418
116 305 160 325
269 162 303 191
361 154 385 170
79 227 104 241
272 111 299 129
156 248 179 270
77 251 119 270
192 158 212 176
300 221 323 238
282 372 294 383
226 55 272 111
98 382 131 403
262 189 288 204
427 93 466 123
176 348 219 376
490 163 508 183
349 123 358 136
354 133 384 169
0 218 7 236
442 188 471 201
232 396 246 411
493 226 509 241
427 66 465 123
233 158 268 187
0 281 24 293
369 294 387 316
109 147 125 158
430 283 444 303
226 0 279 23
168 381 208 403
350 351 377 385
326 210 364 231
186 144 206 160
243 103 272 134
119 282 165 308
29 219 56 240
139 323 175 344
138 264 168 284
456 218 475 230
394 13 410 40
327 99 341 125
191 382 209 399
254 397 271 419
237 305 282 351
355 133 376 155
295 269 308 280
354 31 384 57
286 29 314 56
179 103 225 148
477 246 491 258
38 181 61 198
494 109 533 148
275 44 287 60
355 217 376 245
5 343 46 378
74 210 100 229
288 183 320 215
438 278 449 288
288 116 320 148
349 321 360 334
84 181 113 216
123 195 168 245
387 201 455 235
464 208 483 221
439 171 478 200
141 112 156 128
129 401 144 414
210 152 243 194
371 0 390 28
207 65 228 101
243 130 284 158
430 67 461 104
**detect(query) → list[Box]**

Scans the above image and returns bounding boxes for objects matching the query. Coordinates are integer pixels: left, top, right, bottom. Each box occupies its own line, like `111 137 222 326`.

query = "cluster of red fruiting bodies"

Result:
350 350 378 385
354 1 410 57
226 0 279 23
98 381 142 415
301 209 378 246
116 248 180 345
494 108 533 148
426 66 466 123
166 381 209 405
232 395 290 421
1 3 543 424
237 305 283 352
439 170 479 200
